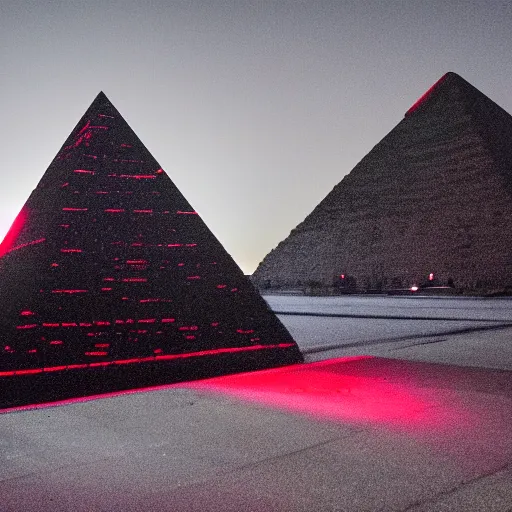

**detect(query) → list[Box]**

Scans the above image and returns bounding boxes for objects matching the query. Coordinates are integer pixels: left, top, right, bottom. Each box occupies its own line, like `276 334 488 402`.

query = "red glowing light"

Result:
406 74 448 116
109 174 156 180
0 344 296 378
20 311 35 316
74 169 95 175
101 287 112 291
60 248 82 253
121 278 147 283
85 352 108 357
217 284 227 289
16 324 38 330
161 318 175 323
176 211 198 215
133 209 153 214
429 273 434 281
49 341 63 345
105 209 125 213
51 289 88 294
187 275 201 280
62 208 88 212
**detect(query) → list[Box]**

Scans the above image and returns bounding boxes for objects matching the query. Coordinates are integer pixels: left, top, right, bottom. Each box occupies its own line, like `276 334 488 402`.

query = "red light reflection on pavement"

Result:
183 357 474 433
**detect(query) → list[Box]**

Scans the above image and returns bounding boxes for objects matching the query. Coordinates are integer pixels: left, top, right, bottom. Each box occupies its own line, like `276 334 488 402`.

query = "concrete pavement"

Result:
1 297 512 511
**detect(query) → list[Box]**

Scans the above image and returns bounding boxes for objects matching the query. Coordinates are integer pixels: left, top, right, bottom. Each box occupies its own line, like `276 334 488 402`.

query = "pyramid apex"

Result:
405 71 477 117
92 91 110 103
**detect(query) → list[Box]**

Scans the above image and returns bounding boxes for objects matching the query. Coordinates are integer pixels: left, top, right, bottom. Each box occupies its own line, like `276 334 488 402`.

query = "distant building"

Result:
252 73 512 293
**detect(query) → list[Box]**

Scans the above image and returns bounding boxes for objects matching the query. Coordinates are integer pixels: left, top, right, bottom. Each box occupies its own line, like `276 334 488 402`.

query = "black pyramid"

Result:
0 92 302 407
253 72 512 292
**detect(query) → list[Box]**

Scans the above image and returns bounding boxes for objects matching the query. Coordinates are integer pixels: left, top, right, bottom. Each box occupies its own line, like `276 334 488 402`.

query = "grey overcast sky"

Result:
1 0 511 273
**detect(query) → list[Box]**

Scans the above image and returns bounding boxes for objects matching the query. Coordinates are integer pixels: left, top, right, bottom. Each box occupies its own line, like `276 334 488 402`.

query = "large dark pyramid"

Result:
253 72 512 292
0 92 302 408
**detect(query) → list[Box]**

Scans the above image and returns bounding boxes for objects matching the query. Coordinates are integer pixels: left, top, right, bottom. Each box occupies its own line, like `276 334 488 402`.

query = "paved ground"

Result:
1 296 511 511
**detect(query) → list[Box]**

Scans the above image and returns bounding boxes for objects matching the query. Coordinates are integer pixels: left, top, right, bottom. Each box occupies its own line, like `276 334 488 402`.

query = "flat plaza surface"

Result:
1 296 511 511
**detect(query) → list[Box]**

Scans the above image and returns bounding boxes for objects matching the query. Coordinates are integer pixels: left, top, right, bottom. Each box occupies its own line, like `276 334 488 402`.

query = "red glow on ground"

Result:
405 74 448 116
184 357 473 433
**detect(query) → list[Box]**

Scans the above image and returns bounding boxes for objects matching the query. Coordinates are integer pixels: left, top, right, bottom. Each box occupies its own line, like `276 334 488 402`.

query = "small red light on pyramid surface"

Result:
429 273 434 281
340 274 345 279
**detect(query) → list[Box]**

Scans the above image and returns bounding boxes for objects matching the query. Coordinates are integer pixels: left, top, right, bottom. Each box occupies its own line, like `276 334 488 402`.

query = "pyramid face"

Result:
0 92 302 407
253 72 512 291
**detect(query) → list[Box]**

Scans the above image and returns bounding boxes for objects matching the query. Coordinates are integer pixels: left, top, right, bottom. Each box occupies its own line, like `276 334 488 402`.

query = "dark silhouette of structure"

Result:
0 92 302 408
252 72 512 292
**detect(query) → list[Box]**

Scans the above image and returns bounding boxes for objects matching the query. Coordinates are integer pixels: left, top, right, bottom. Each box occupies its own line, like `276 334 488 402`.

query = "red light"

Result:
406 74 448 116
429 273 434 281
62 208 88 212
176 211 198 215
340 274 345 279
51 289 88 294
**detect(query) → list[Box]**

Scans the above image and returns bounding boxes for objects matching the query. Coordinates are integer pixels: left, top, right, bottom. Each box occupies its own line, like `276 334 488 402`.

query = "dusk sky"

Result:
1 0 511 273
